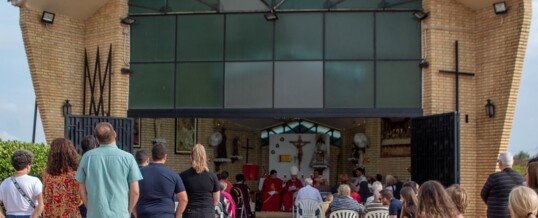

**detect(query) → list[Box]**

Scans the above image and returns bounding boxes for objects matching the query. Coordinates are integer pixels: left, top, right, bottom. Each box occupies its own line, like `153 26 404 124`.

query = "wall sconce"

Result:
264 10 278 21
121 16 136 25
121 67 132 74
493 1 507 14
413 10 429 20
41 11 55 24
419 59 429 68
485 99 495 118
62 99 72 117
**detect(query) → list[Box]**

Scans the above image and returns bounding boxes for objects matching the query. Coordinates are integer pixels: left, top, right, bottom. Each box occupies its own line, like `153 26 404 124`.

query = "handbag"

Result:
10 176 41 217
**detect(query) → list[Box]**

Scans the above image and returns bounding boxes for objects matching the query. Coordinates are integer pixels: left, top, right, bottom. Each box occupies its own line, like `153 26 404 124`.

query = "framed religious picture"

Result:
175 118 197 154
133 118 141 148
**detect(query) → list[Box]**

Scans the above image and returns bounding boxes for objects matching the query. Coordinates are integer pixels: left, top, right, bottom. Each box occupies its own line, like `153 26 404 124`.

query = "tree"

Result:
514 151 530 166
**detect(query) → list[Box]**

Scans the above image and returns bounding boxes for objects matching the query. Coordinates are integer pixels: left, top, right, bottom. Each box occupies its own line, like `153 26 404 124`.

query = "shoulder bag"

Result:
10 176 41 218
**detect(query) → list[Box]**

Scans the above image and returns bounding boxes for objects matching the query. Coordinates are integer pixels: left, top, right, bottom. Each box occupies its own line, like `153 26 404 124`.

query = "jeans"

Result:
6 215 31 218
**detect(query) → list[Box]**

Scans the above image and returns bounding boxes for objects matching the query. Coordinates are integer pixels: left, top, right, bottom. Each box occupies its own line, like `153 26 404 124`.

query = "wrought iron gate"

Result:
65 115 134 153
411 112 460 186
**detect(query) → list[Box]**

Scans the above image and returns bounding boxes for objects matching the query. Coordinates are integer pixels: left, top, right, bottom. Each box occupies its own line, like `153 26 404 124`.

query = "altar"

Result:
268 134 330 181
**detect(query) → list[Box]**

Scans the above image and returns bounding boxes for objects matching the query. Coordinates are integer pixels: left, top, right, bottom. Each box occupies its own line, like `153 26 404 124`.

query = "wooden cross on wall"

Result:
438 41 475 113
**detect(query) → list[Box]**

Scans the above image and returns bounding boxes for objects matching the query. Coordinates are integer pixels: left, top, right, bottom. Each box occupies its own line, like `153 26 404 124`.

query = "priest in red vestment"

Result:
282 166 303 212
261 169 283 211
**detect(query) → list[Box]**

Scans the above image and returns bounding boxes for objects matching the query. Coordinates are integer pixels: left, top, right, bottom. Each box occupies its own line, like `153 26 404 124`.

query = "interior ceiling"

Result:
224 118 368 131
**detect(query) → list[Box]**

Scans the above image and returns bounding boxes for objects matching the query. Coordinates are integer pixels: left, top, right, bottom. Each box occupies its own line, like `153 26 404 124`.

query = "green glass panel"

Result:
129 63 174 109
274 61 323 108
376 61 421 108
221 0 268 12
275 13 323 60
376 12 421 59
325 13 374 59
333 0 380 9
168 0 216 12
280 0 327 9
226 14 273 61
325 61 374 108
177 15 224 61
224 62 273 108
129 0 166 14
176 63 223 108
131 16 175 62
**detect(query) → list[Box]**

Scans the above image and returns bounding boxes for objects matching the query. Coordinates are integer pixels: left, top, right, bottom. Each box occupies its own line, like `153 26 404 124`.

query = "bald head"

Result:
95 122 116 144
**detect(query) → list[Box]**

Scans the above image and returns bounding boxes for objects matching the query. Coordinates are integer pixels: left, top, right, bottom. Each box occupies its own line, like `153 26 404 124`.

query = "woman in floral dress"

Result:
42 138 81 218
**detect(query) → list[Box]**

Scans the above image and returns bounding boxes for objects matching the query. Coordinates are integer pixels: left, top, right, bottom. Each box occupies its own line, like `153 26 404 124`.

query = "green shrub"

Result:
513 164 527 176
0 140 49 182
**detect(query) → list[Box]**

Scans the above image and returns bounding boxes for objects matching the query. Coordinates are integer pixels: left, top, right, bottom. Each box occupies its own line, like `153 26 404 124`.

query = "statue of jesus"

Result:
289 135 310 170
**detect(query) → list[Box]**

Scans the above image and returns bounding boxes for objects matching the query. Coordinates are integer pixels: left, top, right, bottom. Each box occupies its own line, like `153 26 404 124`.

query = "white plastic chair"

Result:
296 198 322 218
329 210 359 218
365 210 389 218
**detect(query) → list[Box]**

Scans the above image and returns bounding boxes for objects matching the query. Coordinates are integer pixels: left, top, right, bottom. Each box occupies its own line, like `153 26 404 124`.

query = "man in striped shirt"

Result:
481 152 524 218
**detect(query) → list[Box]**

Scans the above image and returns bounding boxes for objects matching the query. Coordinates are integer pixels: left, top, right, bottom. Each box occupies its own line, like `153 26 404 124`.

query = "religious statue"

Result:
232 136 240 156
217 128 228 158
289 135 310 170
310 134 329 167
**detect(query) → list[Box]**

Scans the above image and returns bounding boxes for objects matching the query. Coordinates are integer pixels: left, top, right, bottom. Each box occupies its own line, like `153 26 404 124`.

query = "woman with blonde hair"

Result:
509 186 538 218
180 144 220 218
43 138 81 218
446 184 468 217
416 180 462 218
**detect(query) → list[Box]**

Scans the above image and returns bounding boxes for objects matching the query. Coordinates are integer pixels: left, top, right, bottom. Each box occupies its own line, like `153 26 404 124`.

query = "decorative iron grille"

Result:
411 112 460 186
65 115 133 153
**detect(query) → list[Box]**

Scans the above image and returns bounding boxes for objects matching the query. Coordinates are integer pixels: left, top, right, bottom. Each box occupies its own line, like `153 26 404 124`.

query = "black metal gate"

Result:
65 115 134 153
411 112 460 187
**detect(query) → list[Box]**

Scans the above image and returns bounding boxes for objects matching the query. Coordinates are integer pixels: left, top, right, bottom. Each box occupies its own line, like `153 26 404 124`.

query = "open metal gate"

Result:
65 115 134 153
411 112 460 186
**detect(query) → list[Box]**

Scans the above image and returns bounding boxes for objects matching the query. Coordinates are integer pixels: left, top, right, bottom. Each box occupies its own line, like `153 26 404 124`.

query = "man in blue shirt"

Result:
76 122 143 218
380 189 402 218
136 143 188 218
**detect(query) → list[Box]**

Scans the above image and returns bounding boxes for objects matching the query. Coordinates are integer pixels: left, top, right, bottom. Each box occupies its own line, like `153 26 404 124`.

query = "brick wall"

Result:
20 0 130 143
20 0 531 216
20 9 85 143
423 0 531 216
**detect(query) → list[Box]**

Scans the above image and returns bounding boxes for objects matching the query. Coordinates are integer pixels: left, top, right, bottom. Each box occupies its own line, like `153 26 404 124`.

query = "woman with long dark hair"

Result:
399 186 417 218
416 181 461 218
526 161 538 194
42 138 81 218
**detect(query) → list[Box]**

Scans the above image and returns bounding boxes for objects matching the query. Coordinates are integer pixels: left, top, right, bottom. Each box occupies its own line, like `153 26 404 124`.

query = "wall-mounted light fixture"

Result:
41 11 55 24
264 10 278 21
419 59 430 68
485 99 495 118
413 10 429 20
120 16 136 25
121 67 132 74
62 99 72 117
493 1 507 14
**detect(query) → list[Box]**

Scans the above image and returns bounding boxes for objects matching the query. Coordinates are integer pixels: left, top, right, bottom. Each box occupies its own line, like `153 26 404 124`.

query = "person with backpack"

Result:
218 182 236 218
231 174 252 218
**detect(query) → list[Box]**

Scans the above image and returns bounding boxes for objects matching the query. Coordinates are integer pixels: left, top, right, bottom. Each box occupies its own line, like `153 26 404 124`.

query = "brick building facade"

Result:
13 0 531 216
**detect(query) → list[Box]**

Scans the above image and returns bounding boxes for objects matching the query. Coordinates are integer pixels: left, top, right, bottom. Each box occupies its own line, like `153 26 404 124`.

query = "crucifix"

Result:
438 41 475 113
290 135 311 170
242 138 254 163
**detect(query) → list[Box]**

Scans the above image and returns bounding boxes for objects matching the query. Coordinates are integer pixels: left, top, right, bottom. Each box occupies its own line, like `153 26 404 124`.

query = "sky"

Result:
0 1 536 155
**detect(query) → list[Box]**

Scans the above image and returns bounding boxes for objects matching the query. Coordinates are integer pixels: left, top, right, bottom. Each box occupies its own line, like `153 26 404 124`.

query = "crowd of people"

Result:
0 122 537 218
